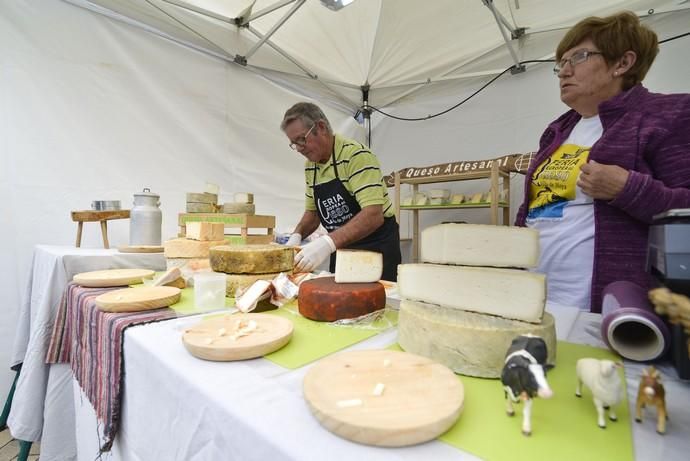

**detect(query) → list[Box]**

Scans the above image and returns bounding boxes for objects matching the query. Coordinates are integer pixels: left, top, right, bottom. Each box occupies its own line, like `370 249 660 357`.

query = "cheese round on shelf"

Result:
398 299 556 378
334 250 383 283
210 244 294 274
298 276 385 321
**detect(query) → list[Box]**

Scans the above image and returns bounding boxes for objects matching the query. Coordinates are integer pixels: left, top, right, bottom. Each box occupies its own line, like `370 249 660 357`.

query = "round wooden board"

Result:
303 349 464 447
117 245 164 253
95 286 181 312
182 313 293 361
73 268 155 287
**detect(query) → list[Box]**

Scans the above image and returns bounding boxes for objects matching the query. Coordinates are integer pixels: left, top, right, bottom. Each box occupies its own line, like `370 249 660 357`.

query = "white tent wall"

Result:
0 0 359 403
373 10 690 241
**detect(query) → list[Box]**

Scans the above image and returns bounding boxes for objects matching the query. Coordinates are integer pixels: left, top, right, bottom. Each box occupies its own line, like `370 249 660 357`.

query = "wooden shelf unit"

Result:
394 162 510 261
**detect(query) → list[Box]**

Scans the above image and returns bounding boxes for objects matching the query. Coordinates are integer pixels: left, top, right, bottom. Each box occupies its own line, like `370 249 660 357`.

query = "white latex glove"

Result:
285 233 302 247
294 235 336 273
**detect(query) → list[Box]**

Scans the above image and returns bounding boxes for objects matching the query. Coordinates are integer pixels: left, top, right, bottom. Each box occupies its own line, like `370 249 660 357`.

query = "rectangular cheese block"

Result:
413 192 428 206
421 223 540 268
163 238 226 258
450 194 465 204
428 189 450 199
428 197 446 206
233 192 254 204
397 263 546 323
334 250 383 283
185 222 225 241
401 196 413 207
467 192 485 203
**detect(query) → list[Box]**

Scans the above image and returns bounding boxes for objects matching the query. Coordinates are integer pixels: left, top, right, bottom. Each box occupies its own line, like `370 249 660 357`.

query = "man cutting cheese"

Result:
281 102 401 281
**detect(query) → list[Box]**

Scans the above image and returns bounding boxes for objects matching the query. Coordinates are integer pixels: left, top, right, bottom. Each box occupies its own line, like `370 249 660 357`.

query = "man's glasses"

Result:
289 124 316 150
553 50 603 75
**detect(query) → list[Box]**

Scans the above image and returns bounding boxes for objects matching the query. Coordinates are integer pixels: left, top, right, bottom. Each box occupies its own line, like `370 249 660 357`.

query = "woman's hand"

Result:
578 160 630 200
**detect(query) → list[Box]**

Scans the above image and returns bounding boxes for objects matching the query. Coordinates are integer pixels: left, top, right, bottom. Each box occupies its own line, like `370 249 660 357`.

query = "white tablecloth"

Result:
71 303 690 461
8 245 165 461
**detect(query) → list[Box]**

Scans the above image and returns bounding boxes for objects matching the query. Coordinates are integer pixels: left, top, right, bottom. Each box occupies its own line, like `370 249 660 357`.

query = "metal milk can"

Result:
129 188 162 245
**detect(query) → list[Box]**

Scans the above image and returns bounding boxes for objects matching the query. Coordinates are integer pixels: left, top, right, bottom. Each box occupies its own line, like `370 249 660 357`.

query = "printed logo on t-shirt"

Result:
527 144 591 219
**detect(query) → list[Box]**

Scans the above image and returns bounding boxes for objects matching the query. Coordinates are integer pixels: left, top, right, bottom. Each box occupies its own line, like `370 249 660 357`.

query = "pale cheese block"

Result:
398 299 556 378
428 189 450 199
226 272 282 297
429 197 446 206
413 192 428 206
163 238 226 258
467 192 485 204
205 182 219 195
334 250 383 283
233 192 254 204
420 223 540 268
186 222 225 241
186 202 216 213
210 244 294 274
222 202 256 214
398 263 546 323
186 192 218 204
401 196 413 207
450 194 465 204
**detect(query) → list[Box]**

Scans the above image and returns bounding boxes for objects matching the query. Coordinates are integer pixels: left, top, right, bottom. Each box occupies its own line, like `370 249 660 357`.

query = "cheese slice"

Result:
226 272 281 297
163 238 226 258
398 299 556 378
233 192 254 204
398 263 546 323
186 222 225 241
222 202 256 215
421 223 540 268
450 194 465 205
334 250 383 283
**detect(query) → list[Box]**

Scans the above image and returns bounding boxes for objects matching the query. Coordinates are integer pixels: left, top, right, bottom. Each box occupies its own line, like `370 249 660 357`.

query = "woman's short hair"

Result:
556 11 659 90
280 102 333 133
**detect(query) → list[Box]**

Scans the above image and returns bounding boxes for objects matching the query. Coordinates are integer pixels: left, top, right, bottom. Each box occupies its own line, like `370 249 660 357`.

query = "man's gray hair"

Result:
280 102 332 134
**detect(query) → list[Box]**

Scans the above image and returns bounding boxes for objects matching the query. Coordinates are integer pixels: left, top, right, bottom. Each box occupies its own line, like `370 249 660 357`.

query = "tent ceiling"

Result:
65 0 690 110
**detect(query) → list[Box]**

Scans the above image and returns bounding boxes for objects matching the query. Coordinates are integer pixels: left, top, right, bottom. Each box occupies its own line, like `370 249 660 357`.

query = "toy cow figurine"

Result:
501 335 554 436
635 366 668 434
575 358 623 428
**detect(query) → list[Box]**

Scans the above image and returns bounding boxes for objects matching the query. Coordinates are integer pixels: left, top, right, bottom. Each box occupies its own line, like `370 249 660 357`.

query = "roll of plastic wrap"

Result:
601 280 670 361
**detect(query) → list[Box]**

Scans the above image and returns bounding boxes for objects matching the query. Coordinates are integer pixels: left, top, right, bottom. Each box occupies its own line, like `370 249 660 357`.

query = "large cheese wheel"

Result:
210 244 294 274
398 299 556 378
225 272 282 297
298 277 385 321
164 238 226 258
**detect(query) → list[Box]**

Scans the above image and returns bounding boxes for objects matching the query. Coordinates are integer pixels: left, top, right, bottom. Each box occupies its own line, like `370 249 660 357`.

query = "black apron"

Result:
312 150 401 281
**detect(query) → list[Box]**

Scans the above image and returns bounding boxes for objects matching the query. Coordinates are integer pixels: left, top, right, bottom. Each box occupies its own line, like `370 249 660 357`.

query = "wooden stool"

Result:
71 210 130 249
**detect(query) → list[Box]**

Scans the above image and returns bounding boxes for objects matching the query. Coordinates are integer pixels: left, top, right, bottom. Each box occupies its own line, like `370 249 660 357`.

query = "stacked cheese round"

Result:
298 277 385 321
209 245 295 296
398 300 556 378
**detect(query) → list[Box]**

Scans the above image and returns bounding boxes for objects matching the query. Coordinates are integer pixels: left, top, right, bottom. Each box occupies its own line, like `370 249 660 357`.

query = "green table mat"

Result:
263 302 398 369
392 341 633 461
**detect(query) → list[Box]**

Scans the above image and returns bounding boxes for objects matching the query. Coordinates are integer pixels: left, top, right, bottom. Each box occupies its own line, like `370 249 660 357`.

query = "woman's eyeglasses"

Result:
553 50 603 75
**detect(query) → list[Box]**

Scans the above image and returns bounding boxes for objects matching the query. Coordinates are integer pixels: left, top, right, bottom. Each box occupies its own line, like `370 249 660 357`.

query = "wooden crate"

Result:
178 213 275 245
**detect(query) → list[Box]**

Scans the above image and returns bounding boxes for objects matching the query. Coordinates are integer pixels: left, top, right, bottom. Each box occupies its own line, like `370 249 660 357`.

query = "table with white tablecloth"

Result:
71 303 690 461
7 245 165 461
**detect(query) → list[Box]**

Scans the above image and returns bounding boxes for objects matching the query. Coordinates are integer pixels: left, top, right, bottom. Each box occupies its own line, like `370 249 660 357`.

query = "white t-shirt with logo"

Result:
526 115 603 309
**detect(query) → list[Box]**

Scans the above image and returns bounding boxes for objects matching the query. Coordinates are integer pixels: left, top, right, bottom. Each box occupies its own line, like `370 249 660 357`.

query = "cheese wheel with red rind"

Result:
298 277 385 321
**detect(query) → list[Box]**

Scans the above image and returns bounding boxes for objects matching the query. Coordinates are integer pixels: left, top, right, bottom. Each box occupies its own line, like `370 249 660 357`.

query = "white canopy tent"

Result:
1 0 689 425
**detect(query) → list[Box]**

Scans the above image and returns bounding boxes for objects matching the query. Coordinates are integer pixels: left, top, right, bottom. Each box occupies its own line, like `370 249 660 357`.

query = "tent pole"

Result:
246 25 317 79
482 0 524 74
245 0 301 24
238 0 306 64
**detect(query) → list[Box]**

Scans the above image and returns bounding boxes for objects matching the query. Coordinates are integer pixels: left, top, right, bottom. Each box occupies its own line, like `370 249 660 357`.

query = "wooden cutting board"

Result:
303 349 464 447
73 268 155 287
95 286 181 312
182 313 293 361
117 245 164 253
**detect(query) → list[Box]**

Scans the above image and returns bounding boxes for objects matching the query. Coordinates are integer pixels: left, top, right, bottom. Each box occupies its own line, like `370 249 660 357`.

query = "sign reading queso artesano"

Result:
382 152 535 187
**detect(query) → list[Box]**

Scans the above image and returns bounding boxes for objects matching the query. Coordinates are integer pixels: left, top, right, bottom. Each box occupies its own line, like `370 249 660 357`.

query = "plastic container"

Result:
130 188 162 245
194 272 227 311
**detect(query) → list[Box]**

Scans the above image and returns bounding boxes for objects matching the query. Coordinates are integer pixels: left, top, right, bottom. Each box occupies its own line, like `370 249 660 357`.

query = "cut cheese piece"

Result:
222 202 256 214
298 276 385 321
401 196 413 207
233 192 254 204
428 189 450 199
226 272 282 296
186 222 225 241
398 263 546 323
398 299 556 378
420 223 540 269
334 250 383 283
467 192 485 204
429 197 446 206
413 192 428 206
450 194 465 204
209 244 294 274
163 238 226 258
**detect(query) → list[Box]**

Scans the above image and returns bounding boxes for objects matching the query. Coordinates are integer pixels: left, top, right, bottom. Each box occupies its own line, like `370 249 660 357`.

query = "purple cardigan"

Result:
516 85 690 313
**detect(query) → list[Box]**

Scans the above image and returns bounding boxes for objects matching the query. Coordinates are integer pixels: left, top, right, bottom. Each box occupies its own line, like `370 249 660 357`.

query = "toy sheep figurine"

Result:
635 366 668 434
575 358 623 428
501 335 554 436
